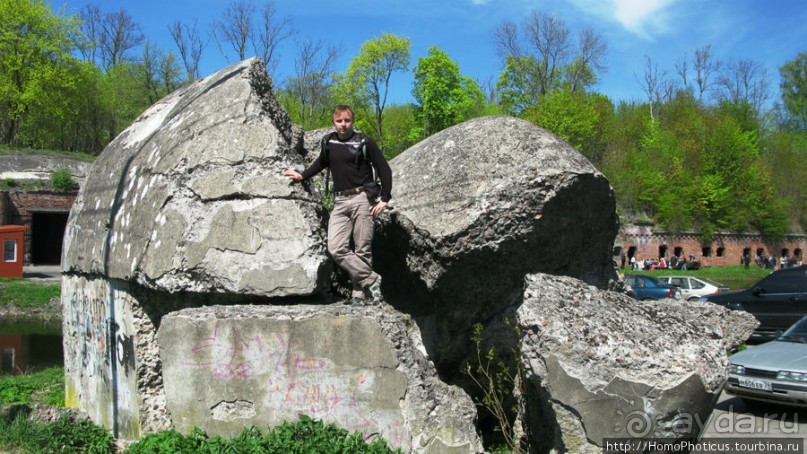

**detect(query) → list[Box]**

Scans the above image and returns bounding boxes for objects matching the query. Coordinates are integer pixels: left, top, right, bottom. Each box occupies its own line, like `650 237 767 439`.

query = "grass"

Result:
623 265 772 291
0 367 64 407
0 278 60 308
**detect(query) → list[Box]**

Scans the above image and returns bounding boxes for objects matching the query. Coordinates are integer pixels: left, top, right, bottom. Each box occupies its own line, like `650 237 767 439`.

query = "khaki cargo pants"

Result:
328 191 376 297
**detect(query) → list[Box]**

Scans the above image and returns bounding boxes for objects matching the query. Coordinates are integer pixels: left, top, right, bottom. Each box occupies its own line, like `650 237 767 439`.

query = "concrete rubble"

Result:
61 58 754 453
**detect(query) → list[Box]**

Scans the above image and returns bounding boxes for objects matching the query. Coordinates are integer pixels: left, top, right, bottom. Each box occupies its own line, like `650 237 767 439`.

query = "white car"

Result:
657 275 730 301
726 315 807 407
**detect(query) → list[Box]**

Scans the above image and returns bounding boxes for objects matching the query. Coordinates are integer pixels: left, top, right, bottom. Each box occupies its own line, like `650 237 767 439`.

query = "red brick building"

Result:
614 224 805 269
0 190 77 265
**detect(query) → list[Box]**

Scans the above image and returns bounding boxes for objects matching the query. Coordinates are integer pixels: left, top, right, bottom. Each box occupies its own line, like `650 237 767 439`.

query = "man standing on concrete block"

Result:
283 105 392 305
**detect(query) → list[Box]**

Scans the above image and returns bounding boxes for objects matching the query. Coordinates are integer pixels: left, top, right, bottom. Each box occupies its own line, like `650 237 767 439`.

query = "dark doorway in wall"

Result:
31 211 69 264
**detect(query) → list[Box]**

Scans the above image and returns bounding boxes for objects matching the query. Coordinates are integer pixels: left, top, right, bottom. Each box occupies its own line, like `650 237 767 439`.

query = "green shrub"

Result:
1 177 17 189
50 167 76 191
0 412 115 453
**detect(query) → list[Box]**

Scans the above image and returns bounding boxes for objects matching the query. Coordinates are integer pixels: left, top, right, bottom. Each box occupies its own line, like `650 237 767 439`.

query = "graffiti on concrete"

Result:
176 320 409 447
62 276 142 438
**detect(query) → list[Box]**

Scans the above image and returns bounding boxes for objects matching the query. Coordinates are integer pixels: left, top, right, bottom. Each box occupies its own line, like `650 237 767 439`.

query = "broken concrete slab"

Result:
491 273 758 451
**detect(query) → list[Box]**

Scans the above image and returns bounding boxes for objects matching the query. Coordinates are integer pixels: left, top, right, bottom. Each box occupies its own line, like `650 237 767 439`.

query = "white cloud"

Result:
569 0 680 39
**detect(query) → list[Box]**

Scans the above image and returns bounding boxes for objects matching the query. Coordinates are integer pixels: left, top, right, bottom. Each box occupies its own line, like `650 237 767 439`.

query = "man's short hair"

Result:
332 104 354 119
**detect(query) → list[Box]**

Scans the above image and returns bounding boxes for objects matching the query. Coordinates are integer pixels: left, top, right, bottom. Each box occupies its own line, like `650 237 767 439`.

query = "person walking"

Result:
283 105 392 305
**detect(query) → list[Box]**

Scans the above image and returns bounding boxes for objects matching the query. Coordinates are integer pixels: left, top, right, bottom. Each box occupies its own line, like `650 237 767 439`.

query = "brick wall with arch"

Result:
614 226 805 270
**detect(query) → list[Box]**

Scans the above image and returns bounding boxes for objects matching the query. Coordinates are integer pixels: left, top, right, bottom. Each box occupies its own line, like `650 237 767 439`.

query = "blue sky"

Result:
52 0 807 107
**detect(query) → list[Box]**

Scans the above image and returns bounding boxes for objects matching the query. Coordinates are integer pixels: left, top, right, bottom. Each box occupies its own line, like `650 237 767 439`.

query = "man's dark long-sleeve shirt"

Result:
301 132 393 202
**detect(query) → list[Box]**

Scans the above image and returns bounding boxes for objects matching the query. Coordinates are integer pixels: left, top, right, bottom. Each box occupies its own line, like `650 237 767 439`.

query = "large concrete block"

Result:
158 305 483 453
375 115 619 372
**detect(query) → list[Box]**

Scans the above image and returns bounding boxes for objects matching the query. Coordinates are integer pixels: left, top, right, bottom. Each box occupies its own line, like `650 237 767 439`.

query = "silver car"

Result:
725 315 807 407
657 275 729 301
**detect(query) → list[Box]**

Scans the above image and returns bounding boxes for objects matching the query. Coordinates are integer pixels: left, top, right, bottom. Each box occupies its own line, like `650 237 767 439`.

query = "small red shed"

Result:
0 225 26 278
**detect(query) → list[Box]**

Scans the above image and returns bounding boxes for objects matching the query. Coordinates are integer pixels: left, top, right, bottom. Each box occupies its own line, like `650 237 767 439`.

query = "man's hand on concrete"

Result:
282 169 302 182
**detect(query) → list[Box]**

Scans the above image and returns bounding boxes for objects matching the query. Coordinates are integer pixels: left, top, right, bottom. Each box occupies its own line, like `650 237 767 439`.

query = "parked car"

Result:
657 275 730 301
700 265 807 341
725 315 807 407
623 274 682 300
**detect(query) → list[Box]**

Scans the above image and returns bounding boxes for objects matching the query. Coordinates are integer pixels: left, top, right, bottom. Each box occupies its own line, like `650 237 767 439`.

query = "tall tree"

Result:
0 0 82 146
493 10 606 113
341 33 411 151
637 55 676 120
411 46 485 137
496 55 541 116
140 39 161 103
779 51 807 131
213 0 293 75
715 58 770 114
693 45 721 102
762 130 807 229
565 27 607 93
76 4 101 64
522 87 599 152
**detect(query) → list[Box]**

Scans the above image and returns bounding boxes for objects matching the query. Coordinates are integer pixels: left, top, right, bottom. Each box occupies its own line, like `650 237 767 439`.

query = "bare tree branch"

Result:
285 39 341 129
492 20 521 61
694 44 721 102
524 11 570 95
252 1 295 78
99 9 144 68
213 0 254 62
77 4 102 64
716 58 771 111
168 19 207 81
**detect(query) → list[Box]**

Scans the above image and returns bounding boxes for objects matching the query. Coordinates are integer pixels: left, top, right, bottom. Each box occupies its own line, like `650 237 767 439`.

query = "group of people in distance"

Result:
744 252 803 270
624 254 698 271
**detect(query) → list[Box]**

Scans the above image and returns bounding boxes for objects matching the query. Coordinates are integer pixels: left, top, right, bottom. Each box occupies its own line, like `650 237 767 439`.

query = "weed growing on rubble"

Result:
464 321 525 454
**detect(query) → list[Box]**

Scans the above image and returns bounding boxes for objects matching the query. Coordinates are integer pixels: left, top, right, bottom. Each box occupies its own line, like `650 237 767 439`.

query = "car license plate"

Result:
738 377 772 391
